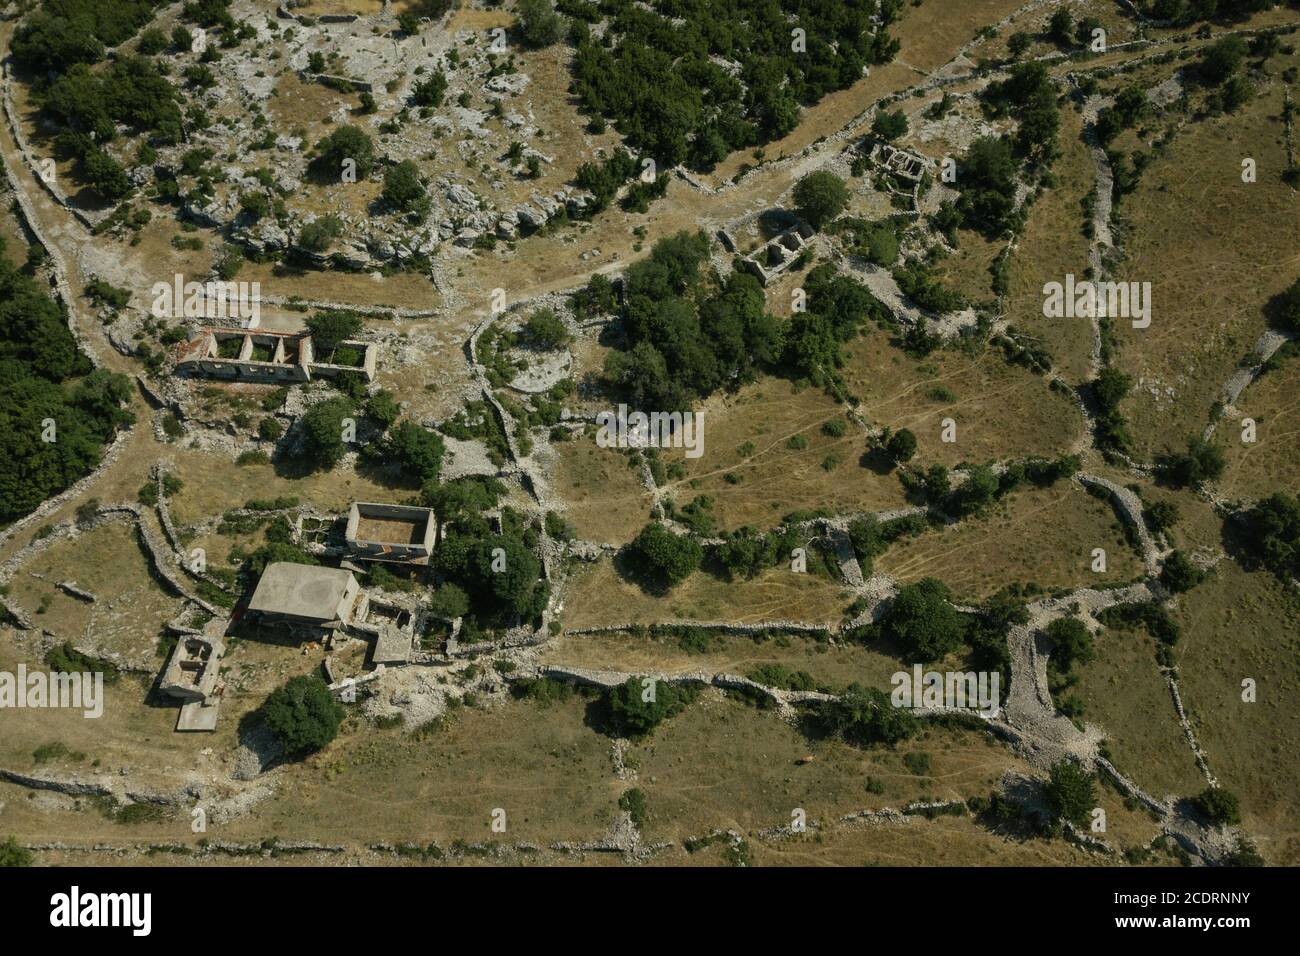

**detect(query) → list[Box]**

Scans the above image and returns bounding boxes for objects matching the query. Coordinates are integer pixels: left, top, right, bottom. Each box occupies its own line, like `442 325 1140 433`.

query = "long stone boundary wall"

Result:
0 768 113 797
564 620 832 639
256 293 441 320
530 664 1007 722
1076 473 1161 573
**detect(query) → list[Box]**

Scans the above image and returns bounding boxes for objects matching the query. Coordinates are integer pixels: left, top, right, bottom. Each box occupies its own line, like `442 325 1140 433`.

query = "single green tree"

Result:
792 170 849 230
1044 617 1094 672
871 109 909 141
306 311 363 355
884 578 965 663
627 522 703 588
1272 278 1300 333
1160 550 1206 593
885 428 917 463
1044 759 1096 827
382 160 427 213
524 308 570 349
514 0 563 49
608 677 687 736
385 421 446 484
300 397 353 468
411 71 447 108
312 125 377 180
261 675 344 756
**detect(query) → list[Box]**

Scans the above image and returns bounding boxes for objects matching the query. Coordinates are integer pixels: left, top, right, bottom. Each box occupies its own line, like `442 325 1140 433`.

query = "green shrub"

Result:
608 677 689 736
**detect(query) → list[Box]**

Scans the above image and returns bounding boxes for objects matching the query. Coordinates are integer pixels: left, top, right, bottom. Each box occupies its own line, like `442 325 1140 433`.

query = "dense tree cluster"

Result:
569 0 902 171
1234 492 1300 580
38 55 182 199
982 62 1060 162
431 497 549 628
953 136 1021 238
572 148 669 215
1095 86 1148 145
1143 0 1277 26
0 243 134 522
710 523 836 580
602 231 781 411
13 0 164 73
783 262 890 390
1197 34 1254 110
1091 366 1134 453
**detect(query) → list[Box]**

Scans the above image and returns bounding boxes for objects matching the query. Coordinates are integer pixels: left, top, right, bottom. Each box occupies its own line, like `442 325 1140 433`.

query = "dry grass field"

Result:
4 522 185 661
558 558 850 631
1004 106 1099 385
165 446 399 525
544 621 895 692
844 330 1085 467
653 377 912 532
1113 79 1300 460
1172 562 1300 865
927 228 1004 309
875 483 1145 601
550 441 656 546
629 695 1010 839
1216 357 1300 501
1072 623 1206 800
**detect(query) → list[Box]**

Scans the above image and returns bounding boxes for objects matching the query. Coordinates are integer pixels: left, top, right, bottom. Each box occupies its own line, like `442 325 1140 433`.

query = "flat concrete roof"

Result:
373 625 413 665
177 699 221 732
247 562 356 622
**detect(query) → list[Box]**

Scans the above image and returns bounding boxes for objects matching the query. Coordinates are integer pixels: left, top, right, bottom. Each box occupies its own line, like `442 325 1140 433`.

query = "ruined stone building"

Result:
158 628 226 732
174 328 377 383
344 502 437 565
